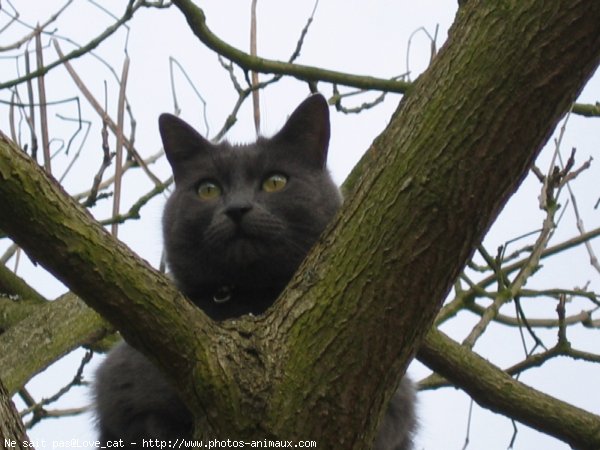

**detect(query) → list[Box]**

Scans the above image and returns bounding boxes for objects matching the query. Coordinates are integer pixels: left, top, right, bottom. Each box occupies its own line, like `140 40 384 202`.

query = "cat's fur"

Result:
93 94 415 449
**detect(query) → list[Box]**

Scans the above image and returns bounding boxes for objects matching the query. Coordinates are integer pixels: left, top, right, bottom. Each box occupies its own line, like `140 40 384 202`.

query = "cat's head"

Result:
159 94 342 320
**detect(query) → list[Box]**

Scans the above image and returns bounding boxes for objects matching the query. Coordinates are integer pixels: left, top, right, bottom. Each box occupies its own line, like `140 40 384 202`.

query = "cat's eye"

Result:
262 173 288 193
197 180 222 200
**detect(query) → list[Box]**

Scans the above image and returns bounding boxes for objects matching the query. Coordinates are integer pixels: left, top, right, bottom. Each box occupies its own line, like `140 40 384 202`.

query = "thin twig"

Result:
465 301 598 329
84 117 113 207
52 39 162 186
56 114 91 183
288 0 319 64
100 176 174 226
437 225 600 327
35 27 51 173
111 56 130 237
406 26 438 82
558 150 600 274
24 49 38 160
0 0 138 90
21 351 93 428
250 0 260 134
0 0 74 52
462 160 562 348
212 1 322 139
168 57 210 135
73 149 165 202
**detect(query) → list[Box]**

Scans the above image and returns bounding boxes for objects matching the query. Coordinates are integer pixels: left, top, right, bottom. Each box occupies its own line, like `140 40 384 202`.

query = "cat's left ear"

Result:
272 94 330 168
159 113 213 181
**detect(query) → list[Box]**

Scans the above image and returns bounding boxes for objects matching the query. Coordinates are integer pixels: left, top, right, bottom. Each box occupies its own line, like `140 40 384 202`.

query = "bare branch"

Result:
169 0 600 118
419 328 600 449
99 176 173 226
0 0 139 90
34 27 51 174
83 118 113 208
0 0 73 52
20 351 93 428
52 39 162 186
111 56 130 237
250 0 260 134
168 57 210 135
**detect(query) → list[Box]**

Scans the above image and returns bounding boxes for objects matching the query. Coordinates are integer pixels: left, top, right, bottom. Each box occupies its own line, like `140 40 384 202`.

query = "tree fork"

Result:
0 1 600 448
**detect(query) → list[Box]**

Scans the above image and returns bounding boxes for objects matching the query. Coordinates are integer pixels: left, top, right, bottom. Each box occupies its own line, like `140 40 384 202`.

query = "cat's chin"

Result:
223 235 265 265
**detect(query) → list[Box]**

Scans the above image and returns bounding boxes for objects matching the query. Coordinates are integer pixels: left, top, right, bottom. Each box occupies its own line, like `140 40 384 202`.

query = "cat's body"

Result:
94 95 415 449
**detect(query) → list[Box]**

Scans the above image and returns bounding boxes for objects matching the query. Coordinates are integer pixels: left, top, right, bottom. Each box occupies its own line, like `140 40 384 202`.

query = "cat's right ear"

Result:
159 113 212 181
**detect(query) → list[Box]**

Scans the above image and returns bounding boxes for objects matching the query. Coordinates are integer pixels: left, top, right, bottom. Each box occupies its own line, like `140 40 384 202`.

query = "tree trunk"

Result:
0 378 29 449
1 0 600 448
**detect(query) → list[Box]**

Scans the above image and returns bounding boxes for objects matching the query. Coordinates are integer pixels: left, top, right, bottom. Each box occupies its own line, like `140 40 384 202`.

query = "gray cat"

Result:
93 94 415 449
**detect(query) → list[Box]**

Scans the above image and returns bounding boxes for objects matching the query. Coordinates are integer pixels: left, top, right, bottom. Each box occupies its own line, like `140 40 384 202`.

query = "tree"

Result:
1 1 600 448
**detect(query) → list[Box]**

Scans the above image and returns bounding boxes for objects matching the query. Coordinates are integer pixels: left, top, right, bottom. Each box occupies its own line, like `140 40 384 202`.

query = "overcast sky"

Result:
1 2 599 449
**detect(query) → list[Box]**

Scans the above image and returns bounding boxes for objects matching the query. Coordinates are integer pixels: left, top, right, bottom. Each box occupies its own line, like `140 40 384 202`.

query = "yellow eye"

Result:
262 173 288 193
197 180 222 200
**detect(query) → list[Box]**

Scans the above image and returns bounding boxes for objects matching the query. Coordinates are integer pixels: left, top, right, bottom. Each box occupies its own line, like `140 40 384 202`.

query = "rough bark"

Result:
0 263 114 394
0 378 29 449
0 263 46 306
0 1 599 449
0 263 49 336
0 292 110 395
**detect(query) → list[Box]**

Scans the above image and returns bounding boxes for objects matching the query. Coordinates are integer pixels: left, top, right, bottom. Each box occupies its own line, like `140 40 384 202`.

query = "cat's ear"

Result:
272 94 330 168
159 113 212 180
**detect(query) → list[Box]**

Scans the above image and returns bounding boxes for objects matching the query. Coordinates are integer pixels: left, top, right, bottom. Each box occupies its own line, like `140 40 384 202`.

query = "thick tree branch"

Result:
169 0 600 118
0 261 119 394
0 263 46 305
261 2 600 445
169 0 412 94
0 293 109 395
418 328 600 449
0 132 210 393
0 263 47 333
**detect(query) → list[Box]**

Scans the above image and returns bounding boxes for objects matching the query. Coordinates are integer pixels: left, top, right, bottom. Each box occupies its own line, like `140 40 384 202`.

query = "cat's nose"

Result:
225 202 253 223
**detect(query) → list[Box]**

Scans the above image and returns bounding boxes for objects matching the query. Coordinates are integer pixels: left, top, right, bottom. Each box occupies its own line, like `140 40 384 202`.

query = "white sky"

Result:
1 1 599 449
